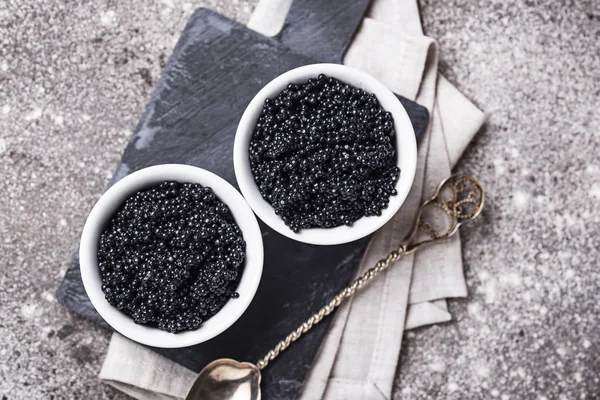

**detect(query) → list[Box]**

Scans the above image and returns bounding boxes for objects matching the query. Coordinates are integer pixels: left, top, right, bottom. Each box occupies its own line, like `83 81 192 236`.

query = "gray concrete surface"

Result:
1 0 599 399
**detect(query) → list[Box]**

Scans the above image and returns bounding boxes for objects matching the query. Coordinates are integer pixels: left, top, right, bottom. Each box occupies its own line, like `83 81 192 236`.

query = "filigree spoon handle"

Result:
186 175 485 400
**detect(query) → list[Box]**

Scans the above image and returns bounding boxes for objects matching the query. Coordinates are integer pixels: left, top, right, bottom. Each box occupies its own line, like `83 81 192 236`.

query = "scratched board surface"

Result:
57 1 429 398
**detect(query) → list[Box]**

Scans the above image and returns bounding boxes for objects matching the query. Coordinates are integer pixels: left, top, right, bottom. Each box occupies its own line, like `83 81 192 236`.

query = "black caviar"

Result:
249 74 400 232
97 181 246 333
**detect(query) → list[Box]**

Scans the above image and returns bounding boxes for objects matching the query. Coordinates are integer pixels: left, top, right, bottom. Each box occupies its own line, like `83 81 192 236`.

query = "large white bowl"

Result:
234 63 417 245
79 164 264 348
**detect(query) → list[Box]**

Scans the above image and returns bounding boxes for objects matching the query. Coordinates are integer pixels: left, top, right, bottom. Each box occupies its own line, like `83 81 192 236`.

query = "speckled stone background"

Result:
1 0 599 399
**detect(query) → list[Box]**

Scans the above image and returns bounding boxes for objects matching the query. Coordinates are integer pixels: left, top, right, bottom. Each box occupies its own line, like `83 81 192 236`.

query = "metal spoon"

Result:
186 175 484 400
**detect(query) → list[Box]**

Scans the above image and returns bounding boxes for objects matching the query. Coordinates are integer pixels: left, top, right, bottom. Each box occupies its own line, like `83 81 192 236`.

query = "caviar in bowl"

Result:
234 64 417 246
79 164 263 348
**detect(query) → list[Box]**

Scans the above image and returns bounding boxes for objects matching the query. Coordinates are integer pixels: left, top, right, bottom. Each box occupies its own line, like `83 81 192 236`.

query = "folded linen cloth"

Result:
100 0 485 398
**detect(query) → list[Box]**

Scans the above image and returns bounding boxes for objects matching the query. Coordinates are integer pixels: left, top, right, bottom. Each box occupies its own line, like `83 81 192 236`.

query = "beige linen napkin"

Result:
100 0 485 398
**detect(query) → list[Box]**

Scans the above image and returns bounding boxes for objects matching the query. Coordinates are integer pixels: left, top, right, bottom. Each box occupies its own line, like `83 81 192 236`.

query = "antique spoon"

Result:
186 175 485 400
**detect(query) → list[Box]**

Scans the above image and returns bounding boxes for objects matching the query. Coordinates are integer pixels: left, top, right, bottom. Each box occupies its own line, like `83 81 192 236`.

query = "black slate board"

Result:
57 1 430 399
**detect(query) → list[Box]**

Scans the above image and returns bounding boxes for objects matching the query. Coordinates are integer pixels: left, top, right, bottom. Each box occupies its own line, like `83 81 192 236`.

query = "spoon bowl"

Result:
186 359 261 400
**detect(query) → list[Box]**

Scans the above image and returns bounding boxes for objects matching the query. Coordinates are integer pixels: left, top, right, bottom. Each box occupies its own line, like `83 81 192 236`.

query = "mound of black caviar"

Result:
249 74 400 232
97 181 245 333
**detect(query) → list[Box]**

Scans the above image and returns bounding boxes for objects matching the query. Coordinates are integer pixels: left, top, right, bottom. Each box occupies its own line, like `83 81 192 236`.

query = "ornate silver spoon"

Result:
186 175 485 400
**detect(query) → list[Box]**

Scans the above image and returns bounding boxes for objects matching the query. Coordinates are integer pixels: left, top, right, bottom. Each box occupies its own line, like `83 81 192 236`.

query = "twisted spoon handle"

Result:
256 245 405 369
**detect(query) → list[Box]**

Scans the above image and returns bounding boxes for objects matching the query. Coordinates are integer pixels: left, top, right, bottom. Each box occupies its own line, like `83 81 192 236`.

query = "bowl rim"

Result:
233 63 417 245
79 164 264 348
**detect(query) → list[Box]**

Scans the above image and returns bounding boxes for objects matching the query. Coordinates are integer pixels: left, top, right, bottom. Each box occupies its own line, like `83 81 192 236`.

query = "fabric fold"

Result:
405 299 451 330
100 333 196 400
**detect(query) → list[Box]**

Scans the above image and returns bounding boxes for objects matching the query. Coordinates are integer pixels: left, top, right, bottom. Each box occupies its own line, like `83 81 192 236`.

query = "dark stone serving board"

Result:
57 1 429 398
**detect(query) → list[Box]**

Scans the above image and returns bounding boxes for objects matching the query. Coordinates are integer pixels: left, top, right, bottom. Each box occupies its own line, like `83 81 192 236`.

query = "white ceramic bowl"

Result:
79 164 264 348
234 63 417 245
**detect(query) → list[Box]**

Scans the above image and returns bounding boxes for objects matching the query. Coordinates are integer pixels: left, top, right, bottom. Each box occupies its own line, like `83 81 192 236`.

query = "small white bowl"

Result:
234 63 417 245
79 164 264 348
